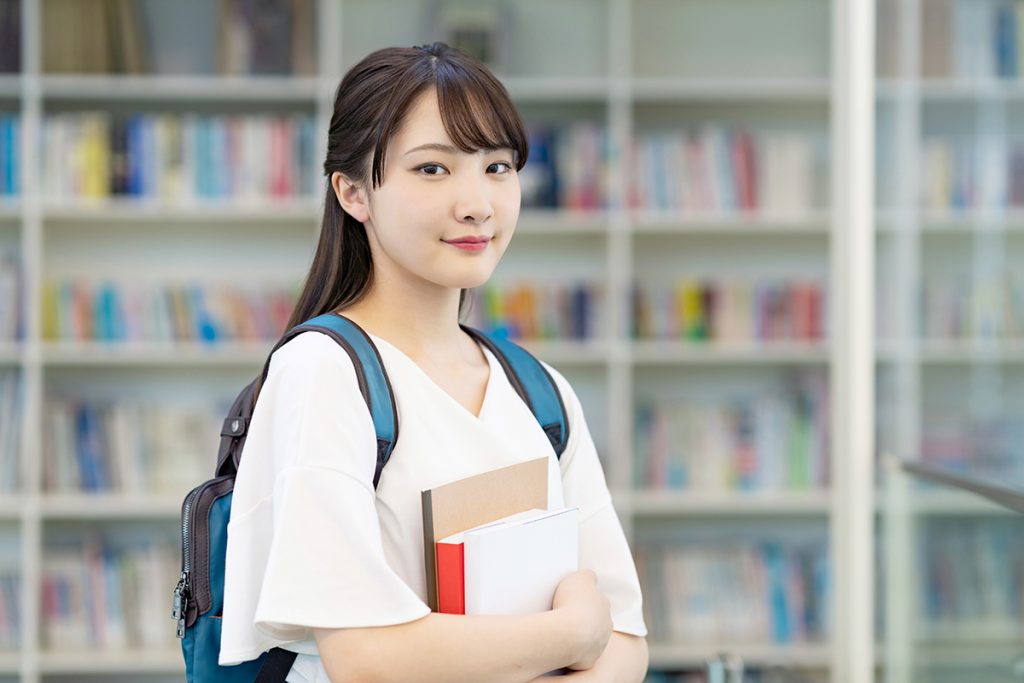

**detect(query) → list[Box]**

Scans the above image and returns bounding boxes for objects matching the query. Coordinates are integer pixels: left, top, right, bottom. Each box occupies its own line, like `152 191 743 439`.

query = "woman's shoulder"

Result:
264 329 363 391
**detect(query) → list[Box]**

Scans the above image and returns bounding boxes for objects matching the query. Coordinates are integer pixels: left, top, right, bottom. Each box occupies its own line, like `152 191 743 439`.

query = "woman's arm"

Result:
314 609 581 683
527 633 649 683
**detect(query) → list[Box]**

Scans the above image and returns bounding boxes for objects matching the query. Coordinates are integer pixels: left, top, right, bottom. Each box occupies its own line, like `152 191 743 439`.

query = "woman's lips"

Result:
443 237 490 252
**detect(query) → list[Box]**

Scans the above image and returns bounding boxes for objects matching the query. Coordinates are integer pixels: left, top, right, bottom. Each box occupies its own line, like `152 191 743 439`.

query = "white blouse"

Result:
219 328 647 682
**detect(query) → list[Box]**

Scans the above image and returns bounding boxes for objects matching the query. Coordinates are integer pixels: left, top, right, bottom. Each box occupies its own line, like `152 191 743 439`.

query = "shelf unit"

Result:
1 0 1010 681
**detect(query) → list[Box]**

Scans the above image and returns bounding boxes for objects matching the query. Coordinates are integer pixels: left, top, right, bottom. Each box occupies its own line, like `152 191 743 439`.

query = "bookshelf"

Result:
0 0 1011 682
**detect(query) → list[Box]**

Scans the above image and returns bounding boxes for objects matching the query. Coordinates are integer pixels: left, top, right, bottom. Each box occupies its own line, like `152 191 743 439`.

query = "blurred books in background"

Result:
921 273 1024 341
42 279 299 343
0 370 21 494
635 371 830 493
0 249 22 342
0 0 18 74
520 123 612 211
921 0 1024 80
42 0 315 76
42 532 179 652
42 112 318 204
0 114 19 198
43 397 226 495
464 280 604 342
631 279 827 343
628 128 827 215
636 539 829 646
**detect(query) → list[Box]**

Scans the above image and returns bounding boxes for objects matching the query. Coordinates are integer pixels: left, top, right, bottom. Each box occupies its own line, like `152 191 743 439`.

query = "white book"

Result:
453 507 579 616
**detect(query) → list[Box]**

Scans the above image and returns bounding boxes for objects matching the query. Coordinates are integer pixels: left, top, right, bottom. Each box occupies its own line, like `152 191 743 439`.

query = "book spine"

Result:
436 541 465 615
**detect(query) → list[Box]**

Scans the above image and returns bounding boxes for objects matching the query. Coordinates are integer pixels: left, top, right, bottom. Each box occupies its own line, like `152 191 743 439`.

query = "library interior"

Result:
0 0 1022 682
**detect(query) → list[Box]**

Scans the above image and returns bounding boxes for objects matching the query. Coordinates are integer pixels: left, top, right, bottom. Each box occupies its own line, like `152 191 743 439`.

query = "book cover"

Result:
463 507 578 616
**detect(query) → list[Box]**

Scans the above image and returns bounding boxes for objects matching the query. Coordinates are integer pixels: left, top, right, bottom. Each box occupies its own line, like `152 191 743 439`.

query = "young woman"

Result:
219 43 649 683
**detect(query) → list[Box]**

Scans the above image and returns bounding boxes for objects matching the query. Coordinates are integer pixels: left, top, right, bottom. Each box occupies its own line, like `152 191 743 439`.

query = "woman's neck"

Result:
337 280 476 366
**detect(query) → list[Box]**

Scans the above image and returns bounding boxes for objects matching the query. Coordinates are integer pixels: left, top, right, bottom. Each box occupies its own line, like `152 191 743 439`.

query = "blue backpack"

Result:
172 312 571 682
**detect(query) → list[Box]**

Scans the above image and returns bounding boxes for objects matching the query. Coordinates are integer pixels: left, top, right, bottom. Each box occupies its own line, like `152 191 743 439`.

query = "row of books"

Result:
920 518 1024 630
463 281 604 341
921 413 1024 480
920 135 1024 211
42 0 315 76
636 540 829 645
42 279 298 343
41 112 318 202
43 397 227 494
0 371 20 494
520 123 612 210
0 250 22 342
0 0 17 74
42 534 180 651
920 273 1024 340
634 372 830 492
0 115 19 197
920 0 1024 80
0 570 18 649
627 128 825 214
631 279 827 342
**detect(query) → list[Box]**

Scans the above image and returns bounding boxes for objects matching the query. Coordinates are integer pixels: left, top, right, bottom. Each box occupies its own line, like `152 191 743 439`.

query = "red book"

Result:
436 539 465 615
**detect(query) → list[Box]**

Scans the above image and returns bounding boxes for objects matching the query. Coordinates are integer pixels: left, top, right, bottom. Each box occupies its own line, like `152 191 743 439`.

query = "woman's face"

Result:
355 88 521 293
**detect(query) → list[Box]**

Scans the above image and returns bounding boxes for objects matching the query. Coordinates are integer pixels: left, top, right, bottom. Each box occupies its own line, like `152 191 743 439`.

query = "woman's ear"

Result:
331 172 370 223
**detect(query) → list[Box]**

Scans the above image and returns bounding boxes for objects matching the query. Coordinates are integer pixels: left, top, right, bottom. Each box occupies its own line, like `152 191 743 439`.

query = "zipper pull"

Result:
172 571 190 639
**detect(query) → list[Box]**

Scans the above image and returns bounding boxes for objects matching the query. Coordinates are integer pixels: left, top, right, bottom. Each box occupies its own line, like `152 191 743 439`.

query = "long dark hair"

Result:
285 41 530 332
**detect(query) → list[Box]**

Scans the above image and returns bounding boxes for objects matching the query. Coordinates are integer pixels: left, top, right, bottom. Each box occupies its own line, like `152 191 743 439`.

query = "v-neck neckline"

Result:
367 331 497 422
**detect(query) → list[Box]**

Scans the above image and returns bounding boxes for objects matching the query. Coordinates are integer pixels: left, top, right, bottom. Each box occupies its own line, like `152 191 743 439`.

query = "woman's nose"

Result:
454 174 494 224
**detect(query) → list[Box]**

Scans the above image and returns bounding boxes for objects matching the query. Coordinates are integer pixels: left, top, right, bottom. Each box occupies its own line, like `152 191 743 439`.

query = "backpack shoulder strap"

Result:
460 325 571 459
217 312 398 489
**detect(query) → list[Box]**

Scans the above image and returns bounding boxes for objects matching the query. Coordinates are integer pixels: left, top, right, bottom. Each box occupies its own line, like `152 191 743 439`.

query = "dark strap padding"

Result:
460 325 571 458
254 647 298 683
257 313 400 488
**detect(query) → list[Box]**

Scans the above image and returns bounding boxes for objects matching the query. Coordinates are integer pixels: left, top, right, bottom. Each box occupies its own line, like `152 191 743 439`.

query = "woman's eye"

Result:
417 164 447 176
489 162 513 174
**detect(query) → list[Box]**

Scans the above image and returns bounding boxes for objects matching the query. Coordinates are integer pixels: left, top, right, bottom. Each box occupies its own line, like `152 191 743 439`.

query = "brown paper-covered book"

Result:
420 456 549 612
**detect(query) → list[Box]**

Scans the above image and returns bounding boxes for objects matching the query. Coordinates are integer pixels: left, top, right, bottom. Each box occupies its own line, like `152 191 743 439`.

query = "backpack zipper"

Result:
173 483 202 639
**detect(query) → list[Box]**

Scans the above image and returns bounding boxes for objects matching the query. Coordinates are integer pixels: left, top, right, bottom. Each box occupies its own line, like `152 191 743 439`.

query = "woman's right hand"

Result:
551 569 613 671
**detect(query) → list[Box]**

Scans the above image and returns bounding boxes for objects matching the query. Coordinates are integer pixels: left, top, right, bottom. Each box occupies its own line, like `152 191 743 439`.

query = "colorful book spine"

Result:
436 540 466 615
0 114 19 197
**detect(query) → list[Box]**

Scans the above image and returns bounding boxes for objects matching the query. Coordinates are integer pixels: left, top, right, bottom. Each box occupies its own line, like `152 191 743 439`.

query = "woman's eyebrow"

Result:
403 142 509 157
403 142 460 156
